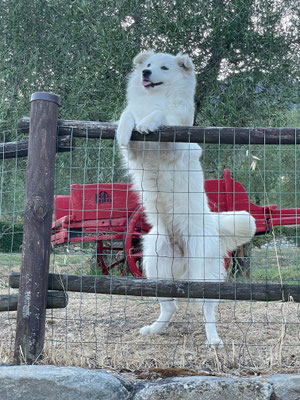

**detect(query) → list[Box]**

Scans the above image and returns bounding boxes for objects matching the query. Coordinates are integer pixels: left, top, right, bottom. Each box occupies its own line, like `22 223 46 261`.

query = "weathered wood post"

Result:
14 92 60 364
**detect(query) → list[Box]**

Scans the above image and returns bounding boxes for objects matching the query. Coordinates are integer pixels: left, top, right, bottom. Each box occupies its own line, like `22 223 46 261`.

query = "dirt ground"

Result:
1 285 300 377
1 245 300 377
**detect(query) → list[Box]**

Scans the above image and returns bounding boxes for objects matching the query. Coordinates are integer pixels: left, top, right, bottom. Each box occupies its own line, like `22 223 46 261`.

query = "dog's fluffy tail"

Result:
217 211 256 252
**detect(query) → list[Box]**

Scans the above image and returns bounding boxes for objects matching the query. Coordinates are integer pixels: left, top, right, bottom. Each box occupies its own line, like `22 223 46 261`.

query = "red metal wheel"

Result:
224 253 232 270
96 240 127 275
124 206 151 278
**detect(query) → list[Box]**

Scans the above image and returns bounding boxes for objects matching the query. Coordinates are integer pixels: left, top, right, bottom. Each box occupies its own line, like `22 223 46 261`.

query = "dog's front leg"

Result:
116 110 135 146
136 110 167 134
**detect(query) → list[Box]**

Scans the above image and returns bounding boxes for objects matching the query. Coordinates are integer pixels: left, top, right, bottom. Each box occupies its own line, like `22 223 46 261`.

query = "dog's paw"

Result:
136 119 161 134
205 338 224 349
136 111 166 134
116 111 135 146
139 325 154 335
140 324 164 335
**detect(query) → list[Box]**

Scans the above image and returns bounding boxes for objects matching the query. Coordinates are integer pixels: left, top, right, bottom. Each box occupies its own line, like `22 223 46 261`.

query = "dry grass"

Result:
1 247 300 377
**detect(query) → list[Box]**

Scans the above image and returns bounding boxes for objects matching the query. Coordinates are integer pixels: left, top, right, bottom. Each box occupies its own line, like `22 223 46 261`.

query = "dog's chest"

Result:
129 96 169 122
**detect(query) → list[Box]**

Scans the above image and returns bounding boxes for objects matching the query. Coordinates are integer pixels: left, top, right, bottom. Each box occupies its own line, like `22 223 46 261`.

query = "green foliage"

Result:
0 0 299 216
0 221 23 252
0 0 298 131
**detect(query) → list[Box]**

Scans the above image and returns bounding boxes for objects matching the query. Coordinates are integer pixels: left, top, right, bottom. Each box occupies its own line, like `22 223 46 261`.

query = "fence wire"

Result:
3 126 300 374
50 132 300 374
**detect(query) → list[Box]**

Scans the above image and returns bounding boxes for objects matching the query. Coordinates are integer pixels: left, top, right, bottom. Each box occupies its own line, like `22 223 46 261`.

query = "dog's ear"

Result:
133 50 154 66
176 53 194 71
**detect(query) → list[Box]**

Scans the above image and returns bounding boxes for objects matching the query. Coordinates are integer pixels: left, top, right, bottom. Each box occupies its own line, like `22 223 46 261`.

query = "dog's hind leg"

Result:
140 299 178 335
201 299 224 348
139 228 182 335
187 236 224 348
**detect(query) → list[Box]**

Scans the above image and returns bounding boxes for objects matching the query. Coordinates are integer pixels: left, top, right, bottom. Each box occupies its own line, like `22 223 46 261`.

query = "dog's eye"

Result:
161 66 169 70
147 64 151 67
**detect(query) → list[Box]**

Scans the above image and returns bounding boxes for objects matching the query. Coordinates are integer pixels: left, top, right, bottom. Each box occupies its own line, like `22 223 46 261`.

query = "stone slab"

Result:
133 376 273 400
0 365 131 400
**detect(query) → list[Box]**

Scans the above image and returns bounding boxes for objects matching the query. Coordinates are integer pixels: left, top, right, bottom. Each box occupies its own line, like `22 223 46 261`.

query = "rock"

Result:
0 365 131 400
2 366 300 400
266 374 300 400
133 376 273 400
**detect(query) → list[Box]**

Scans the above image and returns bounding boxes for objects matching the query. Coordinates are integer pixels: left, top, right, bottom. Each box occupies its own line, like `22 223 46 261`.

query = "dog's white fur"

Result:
116 51 256 347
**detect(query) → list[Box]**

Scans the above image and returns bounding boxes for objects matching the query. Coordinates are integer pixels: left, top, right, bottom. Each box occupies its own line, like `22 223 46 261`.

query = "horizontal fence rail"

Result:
9 273 300 303
0 292 67 312
0 136 73 159
18 117 300 145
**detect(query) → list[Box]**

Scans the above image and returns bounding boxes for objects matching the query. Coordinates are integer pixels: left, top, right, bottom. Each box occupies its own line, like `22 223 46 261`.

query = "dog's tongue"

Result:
142 80 152 87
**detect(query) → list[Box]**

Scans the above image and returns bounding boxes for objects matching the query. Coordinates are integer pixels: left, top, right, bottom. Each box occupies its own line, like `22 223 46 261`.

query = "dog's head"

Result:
133 51 194 90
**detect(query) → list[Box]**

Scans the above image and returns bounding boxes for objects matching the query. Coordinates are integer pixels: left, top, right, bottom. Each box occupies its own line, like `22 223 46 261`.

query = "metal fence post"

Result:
14 92 60 364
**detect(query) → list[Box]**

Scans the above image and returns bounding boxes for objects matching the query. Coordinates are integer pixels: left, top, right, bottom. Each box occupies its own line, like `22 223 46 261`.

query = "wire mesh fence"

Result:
1 121 300 375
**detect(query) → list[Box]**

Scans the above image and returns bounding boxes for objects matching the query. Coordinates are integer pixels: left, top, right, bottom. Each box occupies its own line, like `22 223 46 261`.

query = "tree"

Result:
0 0 298 126
0 0 299 215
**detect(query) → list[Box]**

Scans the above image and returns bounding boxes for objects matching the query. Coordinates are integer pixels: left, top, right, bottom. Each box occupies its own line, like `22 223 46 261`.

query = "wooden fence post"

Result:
14 92 60 364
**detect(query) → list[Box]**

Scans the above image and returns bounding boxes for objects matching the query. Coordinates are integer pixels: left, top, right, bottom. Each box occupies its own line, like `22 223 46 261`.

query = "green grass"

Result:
0 248 127 278
1 246 300 284
0 251 91 275
250 247 300 283
0 252 22 270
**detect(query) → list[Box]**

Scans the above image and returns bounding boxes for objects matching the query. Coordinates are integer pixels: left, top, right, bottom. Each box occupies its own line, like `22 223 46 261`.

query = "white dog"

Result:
116 50 256 347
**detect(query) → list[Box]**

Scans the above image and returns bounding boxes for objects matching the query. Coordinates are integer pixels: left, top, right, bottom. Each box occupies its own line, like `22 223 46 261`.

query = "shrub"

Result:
0 221 24 252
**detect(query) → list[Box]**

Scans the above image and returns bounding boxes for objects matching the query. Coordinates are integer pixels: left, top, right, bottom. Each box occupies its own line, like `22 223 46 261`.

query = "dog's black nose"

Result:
142 69 152 77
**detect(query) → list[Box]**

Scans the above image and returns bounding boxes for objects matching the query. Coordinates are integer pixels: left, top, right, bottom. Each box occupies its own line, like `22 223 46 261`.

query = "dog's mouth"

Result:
142 80 163 88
